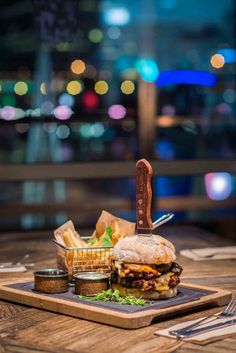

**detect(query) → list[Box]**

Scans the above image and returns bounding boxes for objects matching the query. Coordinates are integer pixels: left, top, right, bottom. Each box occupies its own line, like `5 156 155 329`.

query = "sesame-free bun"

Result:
111 283 177 299
113 234 176 265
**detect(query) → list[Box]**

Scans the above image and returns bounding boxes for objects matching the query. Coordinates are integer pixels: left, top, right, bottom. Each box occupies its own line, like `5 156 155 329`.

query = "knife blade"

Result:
174 318 236 338
136 159 153 235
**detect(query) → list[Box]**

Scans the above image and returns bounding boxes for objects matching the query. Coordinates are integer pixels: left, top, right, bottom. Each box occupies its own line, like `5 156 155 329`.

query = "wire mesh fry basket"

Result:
53 240 113 280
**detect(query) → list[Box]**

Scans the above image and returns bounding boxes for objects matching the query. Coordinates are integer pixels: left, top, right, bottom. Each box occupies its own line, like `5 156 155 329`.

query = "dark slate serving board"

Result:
9 281 215 314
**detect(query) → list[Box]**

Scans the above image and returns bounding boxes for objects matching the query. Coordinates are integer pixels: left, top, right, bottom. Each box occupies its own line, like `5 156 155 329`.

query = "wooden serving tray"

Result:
0 280 231 329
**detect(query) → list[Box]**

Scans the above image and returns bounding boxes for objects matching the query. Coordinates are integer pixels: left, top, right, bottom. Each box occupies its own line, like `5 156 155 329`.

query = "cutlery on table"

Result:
169 296 236 337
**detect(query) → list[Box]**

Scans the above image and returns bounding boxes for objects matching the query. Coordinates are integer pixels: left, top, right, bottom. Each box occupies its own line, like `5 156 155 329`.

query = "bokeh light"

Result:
120 80 135 94
210 54 225 69
82 91 99 109
43 123 57 133
216 103 231 114
2 95 16 107
136 59 159 82
15 123 29 133
161 105 176 116
108 104 126 119
71 59 86 74
223 89 236 104
205 172 233 200
104 7 130 26
41 101 54 115
15 108 25 119
66 80 83 95
94 80 109 95
217 49 236 63
59 93 75 107
14 81 28 95
1 106 16 120
107 26 121 39
80 123 93 138
40 82 48 95
56 125 70 139
91 123 105 137
88 29 103 43
54 105 73 120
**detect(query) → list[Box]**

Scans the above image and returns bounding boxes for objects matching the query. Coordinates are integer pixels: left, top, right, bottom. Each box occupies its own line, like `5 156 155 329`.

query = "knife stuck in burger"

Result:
111 159 182 299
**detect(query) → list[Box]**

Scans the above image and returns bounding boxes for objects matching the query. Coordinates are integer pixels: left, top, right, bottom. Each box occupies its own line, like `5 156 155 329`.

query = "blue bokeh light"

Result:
217 49 236 63
59 93 75 107
136 59 159 82
103 7 130 26
156 70 217 86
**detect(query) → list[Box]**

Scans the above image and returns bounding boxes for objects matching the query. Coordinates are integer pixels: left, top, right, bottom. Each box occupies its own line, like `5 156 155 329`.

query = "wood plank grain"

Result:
0 226 235 353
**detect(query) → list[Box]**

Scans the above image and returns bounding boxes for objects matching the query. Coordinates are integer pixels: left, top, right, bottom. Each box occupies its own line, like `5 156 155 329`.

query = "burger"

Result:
111 234 182 299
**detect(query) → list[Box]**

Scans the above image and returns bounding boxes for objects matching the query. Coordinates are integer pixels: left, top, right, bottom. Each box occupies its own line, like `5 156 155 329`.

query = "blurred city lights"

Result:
43 123 57 133
107 26 121 39
0 84 2 92
2 95 16 107
59 93 75 107
40 82 48 95
66 80 83 95
56 125 70 139
223 89 236 104
94 80 109 95
217 49 236 63
103 7 130 26
80 123 93 138
15 108 25 119
156 70 217 86
122 68 138 80
136 59 159 82
1 106 15 120
14 81 28 95
82 91 99 109
91 123 105 137
161 105 176 116
216 103 231 114
54 105 73 120
210 54 225 69
41 101 54 115
205 173 233 200
108 104 126 119
70 59 86 74
88 28 103 43
15 123 29 134
120 80 135 94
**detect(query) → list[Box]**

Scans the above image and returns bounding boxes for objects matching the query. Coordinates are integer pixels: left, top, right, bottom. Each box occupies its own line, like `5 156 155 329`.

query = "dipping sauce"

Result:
74 272 110 296
34 269 69 294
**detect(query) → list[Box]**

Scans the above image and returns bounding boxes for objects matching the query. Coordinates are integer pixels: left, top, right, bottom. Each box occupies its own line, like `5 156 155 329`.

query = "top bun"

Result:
113 234 176 265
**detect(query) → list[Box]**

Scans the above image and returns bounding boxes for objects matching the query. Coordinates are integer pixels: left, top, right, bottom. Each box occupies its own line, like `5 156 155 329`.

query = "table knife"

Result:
136 159 153 235
174 318 236 338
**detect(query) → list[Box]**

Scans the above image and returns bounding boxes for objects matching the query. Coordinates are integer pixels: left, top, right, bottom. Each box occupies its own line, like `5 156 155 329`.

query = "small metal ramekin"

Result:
73 272 110 296
34 269 69 294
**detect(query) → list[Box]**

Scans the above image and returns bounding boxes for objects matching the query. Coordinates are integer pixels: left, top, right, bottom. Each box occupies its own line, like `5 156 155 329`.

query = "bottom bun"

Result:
111 283 177 300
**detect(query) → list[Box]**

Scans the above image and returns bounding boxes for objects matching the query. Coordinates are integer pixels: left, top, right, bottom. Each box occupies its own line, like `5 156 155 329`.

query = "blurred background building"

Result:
0 0 235 237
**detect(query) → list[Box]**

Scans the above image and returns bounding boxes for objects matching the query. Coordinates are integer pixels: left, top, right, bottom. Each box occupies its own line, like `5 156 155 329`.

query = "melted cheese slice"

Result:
115 261 158 276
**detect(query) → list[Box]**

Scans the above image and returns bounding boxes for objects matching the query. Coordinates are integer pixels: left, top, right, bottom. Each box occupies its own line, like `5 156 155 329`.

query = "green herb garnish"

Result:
77 289 151 306
101 226 112 246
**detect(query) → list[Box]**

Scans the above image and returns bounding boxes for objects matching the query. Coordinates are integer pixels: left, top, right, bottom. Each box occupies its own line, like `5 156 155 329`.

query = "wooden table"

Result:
0 226 236 353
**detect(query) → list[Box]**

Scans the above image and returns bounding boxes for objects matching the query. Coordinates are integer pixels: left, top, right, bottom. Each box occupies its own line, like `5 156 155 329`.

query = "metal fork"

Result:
170 296 236 336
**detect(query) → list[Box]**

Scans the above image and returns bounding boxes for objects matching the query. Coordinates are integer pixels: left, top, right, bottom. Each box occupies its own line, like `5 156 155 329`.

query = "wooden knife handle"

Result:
136 159 153 230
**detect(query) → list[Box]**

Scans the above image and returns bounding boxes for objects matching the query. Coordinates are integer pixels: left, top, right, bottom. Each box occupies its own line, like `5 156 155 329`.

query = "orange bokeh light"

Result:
210 54 225 69
71 60 86 74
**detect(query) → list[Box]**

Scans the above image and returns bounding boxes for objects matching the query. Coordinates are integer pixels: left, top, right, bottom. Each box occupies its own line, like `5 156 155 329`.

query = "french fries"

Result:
54 212 135 275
